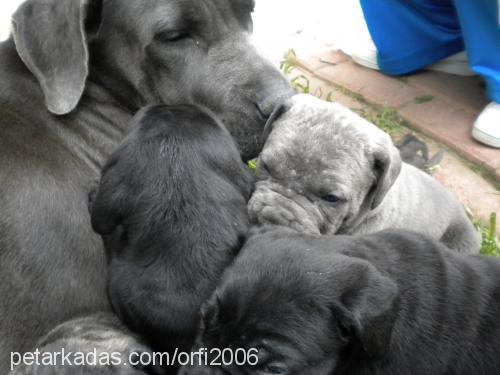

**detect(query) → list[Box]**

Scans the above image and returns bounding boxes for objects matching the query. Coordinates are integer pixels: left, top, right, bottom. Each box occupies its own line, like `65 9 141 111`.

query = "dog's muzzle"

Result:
248 182 323 235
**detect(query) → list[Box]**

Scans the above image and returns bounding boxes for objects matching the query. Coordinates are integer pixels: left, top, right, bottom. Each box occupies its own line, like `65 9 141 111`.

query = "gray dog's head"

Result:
248 94 402 234
11 0 292 160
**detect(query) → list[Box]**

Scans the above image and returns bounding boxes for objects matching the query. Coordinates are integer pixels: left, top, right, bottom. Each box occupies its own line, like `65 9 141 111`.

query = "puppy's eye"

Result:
322 194 340 203
155 30 189 43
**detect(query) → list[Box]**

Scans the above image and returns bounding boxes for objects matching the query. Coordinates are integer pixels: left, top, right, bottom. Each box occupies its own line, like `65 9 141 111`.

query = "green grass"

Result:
396 76 409 84
280 50 336 100
360 108 403 136
414 95 435 104
290 75 311 94
279 49 310 94
279 49 297 75
476 213 500 257
247 159 257 172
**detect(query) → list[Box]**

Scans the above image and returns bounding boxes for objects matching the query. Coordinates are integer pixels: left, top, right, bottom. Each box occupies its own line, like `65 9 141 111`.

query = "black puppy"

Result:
88 105 253 356
181 227 500 375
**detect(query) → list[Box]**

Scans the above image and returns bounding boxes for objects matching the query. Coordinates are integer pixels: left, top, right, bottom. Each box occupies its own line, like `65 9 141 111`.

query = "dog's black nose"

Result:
255 89 295 120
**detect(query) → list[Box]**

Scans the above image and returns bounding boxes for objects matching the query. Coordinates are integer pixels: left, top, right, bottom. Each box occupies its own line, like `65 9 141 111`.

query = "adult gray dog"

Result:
0 0 291 372
180 227 500 375
248 94 479 253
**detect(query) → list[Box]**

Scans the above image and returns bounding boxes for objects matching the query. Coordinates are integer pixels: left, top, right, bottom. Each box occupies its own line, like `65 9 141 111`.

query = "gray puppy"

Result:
249 94 479 253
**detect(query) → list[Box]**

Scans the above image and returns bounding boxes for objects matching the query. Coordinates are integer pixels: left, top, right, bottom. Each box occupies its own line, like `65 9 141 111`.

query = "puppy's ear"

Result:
12 0 103 115
328 260 398 359
261 102 290 145
366 142 402 210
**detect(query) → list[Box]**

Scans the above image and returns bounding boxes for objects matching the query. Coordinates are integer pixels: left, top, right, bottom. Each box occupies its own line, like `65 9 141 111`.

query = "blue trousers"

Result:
360 0 500 103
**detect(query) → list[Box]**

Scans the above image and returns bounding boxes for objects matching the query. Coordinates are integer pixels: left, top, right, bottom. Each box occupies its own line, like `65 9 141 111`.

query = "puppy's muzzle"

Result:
248 182 322 235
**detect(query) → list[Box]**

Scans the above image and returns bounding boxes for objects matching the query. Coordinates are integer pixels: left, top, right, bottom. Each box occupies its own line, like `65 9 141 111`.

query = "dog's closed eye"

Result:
321 194 340 203
155 30 190 43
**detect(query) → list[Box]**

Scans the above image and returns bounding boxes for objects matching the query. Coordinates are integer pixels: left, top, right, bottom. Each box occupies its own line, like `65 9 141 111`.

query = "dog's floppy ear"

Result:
328 259 398 359
261 101 290 145
366 141 402 210
12 0 103 115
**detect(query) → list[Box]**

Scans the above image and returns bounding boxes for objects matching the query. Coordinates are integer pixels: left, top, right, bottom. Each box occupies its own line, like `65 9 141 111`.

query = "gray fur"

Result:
0 0 291 371
248 94 480 253
180 228 500 375
10 313 162 374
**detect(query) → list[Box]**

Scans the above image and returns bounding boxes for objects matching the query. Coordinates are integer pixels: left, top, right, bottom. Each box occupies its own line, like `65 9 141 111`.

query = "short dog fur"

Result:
181 227 500 375
248 94 479 253
0 0 291 367
11 313 162 375
89 105 253 356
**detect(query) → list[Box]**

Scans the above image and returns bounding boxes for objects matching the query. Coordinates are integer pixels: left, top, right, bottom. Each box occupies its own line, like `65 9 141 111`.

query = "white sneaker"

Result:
428 51 476 76
342 36 380 71
344 34 476 76
472 102 500 148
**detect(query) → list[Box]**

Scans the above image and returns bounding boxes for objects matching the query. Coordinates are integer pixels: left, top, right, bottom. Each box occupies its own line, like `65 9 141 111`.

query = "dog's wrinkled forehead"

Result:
263 95 382 174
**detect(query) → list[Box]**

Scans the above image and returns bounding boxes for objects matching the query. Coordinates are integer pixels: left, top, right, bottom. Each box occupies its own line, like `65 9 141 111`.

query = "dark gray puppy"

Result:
0 0 291 369
89 105 253 359
11 313 162 375
249 94 479 253
181 227 500 375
